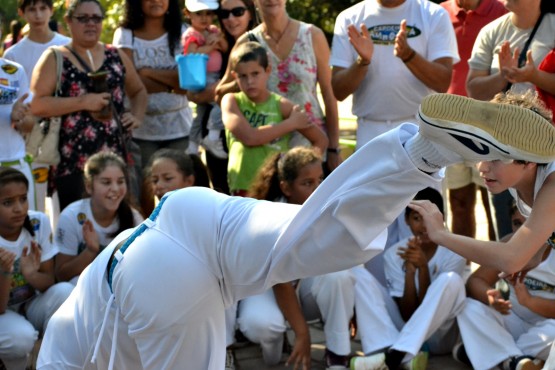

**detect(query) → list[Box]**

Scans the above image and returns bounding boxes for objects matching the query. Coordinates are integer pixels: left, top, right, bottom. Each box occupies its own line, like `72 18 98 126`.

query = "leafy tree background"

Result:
1 0 444 47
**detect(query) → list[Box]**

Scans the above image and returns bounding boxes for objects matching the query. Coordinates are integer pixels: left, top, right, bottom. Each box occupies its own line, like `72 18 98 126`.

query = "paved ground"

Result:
234 322 471 369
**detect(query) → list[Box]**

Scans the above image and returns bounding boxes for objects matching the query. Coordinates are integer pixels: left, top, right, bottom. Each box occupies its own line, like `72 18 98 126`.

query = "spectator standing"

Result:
186 0 259 195
3 0 71 215
2 20 23 51
216 0 341 174
112 0 193 208
466 0 555 240
31 0 147 211
440 0 506 252
220 42 327 195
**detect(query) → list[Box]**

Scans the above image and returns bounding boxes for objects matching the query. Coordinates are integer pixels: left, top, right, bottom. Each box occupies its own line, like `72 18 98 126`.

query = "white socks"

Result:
404 133 463 173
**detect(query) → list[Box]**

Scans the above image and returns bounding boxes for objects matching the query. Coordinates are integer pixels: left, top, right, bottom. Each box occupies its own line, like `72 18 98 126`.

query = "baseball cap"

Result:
185 0 219 12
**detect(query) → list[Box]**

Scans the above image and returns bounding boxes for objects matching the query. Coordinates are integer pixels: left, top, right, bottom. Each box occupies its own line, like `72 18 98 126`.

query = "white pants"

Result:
237 269 356 364
0 282 73 370
38 124 440 370
31 162 49 212
458 298 555 370
354 267 465 362
544 342 555 370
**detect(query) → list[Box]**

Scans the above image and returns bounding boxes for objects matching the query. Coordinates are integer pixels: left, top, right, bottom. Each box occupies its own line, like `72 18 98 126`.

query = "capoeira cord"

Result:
91 194 170 369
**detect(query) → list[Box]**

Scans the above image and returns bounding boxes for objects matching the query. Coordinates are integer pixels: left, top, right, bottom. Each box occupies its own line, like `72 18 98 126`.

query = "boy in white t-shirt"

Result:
352 188 466 370
3 0 71 214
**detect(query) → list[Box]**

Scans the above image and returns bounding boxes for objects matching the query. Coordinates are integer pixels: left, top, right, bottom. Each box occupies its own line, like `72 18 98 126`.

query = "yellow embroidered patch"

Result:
1 63 19 74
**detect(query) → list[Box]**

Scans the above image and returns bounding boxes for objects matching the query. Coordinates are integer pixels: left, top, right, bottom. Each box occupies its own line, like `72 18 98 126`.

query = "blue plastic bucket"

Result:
176 54 209 91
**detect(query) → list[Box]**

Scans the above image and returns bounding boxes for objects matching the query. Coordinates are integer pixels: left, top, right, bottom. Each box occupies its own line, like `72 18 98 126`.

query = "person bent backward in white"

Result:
351 187 466 370
455 205 553 370
37 93 555 370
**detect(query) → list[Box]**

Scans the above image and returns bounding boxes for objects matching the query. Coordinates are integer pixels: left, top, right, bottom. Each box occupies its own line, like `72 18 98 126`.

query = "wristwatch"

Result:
327 147 341 154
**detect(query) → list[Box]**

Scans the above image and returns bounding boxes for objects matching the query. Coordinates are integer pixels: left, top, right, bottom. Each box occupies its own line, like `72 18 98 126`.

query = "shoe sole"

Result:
403 352 428 370
419 94 555 163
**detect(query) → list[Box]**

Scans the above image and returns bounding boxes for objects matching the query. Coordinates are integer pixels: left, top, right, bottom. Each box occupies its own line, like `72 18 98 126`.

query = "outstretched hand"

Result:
347 24 373 64
20 241 42 277
0 247 16 275
394 19 413 61
285 332 311 370
487 288 512 315
408 200 446 242
502 50 537 84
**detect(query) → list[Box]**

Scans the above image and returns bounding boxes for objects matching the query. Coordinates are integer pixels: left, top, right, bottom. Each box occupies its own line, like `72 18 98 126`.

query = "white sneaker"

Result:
418 93 555 164
201 137 228 159
349 353 388 370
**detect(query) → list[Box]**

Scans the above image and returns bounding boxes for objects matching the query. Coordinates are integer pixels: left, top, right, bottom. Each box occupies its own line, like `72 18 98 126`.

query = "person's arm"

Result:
409 176 555 273
331 24 373 102
119 49 147 129
512 278 555 318
20 241 55 292
311 26 340 169
221 93 312 146
466 265 502 305
394 20 453 93
0 248 16 314
187 81 218 104
396 238 430 321
215 33 250 104
273 283 311 370
30 48 111 117
118 47 168 93
55 220 100 282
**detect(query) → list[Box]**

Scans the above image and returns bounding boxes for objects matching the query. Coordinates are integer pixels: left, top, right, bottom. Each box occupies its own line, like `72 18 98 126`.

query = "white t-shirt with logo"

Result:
330 0 459 121
0 58 29 161
1 211 57 306
55 198 143 256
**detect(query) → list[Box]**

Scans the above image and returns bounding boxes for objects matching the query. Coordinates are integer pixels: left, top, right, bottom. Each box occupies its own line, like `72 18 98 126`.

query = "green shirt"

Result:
226 91 290 192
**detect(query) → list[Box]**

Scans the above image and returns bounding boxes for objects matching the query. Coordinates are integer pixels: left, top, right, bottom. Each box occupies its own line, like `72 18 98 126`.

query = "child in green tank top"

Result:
221 41 328 195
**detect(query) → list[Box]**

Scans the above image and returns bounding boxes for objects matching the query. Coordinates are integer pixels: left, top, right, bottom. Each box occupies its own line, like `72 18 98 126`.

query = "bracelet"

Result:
402 49 417 64
327 147 341 154
0 269 13 277
356 56 371 67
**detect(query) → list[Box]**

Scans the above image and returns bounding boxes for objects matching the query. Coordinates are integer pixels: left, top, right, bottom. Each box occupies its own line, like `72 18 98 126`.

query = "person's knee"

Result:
0 320 37 358
41 282 74 326
239 311 283 342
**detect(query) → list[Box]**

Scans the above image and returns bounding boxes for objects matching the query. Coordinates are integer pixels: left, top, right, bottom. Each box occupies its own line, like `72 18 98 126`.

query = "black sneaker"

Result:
418 93 555 164
452 342 471 366
325 348 349 370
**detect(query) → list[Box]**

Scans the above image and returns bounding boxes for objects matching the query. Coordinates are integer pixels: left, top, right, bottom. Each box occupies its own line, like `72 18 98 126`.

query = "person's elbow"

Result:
331 76 350 102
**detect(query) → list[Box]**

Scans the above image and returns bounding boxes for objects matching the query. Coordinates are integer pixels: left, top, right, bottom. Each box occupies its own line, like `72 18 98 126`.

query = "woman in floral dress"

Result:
31 0 147 211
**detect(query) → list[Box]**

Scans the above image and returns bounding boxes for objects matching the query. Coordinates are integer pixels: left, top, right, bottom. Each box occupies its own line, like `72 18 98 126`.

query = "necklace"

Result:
264 18 292 46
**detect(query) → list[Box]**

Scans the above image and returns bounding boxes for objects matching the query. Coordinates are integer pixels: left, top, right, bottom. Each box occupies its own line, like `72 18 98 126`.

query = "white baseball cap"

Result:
185 0 219 12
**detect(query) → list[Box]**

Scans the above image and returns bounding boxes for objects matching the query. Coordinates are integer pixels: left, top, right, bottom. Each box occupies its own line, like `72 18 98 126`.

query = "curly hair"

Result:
491 90 553 123
120 0 183 57
248 147 322 201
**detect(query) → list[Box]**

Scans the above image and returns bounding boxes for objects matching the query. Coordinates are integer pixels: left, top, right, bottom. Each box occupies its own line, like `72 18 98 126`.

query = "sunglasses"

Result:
73 15 104 24
219 6 247 19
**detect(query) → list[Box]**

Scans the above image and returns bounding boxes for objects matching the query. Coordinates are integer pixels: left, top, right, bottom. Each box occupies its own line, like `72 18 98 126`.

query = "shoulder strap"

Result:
50 47 63 97
65 45 93 73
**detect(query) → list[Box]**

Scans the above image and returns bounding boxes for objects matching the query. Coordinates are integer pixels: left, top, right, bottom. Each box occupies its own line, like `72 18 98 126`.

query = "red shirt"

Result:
538 49 555 119
441 0 507 96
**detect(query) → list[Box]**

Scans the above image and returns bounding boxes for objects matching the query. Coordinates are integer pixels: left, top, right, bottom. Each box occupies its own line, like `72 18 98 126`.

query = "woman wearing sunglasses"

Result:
30 0 147 212
185 0 259 195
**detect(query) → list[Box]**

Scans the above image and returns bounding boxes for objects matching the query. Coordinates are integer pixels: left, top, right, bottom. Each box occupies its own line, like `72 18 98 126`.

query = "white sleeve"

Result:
55 208 82 256
438 248 466 277
468 23 496 71
33 212 57 262
113 27 133 50
426 6 460 63
330 12 356 69
383 242 407 298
